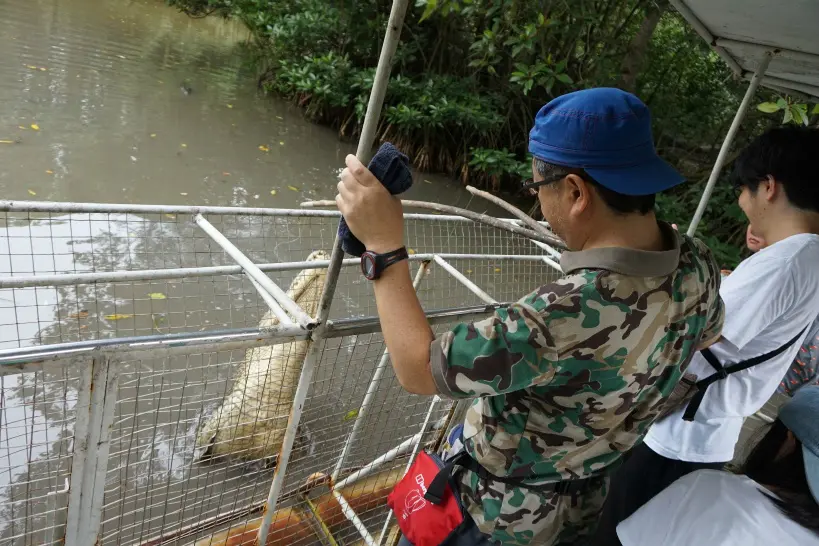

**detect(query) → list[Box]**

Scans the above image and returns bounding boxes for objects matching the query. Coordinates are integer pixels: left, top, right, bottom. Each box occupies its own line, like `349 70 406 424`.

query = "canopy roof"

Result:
672 0 819 99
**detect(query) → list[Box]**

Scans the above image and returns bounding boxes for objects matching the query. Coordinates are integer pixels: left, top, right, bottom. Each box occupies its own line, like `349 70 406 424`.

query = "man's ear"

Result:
564 174 592 216
762 175 778 202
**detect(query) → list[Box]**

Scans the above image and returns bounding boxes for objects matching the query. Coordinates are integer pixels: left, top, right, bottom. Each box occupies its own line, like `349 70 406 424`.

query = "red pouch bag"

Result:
386 452 464 546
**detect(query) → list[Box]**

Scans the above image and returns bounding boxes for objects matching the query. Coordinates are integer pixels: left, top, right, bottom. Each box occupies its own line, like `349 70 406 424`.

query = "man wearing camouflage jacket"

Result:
336 88 724 545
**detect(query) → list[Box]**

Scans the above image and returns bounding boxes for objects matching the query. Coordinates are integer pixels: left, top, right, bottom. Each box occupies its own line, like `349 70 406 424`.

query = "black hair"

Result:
730 125 819 213
740 419 819 535
533 158 656 215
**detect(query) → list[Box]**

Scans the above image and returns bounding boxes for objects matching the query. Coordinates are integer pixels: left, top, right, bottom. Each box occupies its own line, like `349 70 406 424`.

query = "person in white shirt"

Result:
617 385 819 546
592 125 819 545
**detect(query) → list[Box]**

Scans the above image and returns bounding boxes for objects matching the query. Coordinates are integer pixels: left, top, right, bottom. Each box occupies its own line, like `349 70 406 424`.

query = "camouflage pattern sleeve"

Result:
692 237 724 345
429 292 563 399
700 295 724 345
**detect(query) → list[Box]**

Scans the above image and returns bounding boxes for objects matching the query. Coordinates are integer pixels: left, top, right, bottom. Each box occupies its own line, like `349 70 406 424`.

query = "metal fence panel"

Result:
0 206 563 545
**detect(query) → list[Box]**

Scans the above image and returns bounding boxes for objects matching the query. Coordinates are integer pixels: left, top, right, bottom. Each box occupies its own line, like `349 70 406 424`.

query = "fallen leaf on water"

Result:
0 140 14 144
226 104 233 109
150 133 157 138
279 141 285 146
165 214 176 220
270 190 277 196
180 143 187 148
258 145 270 152
25 64 37 70
30 124 40 131
45 170 53 174
39 67 47 72
494 267 502 273
275 116 284 120
147 293 166 300
288 185 299 192
79 324 88 330
423 179 433 184
68 310 89 319
130 155 137 162
18 126 25 130
222 172 231 176
104 314 133 321
408 248 416 255
27 189 36 196
466 269 473 274
343 409 359 421
179 192 188 196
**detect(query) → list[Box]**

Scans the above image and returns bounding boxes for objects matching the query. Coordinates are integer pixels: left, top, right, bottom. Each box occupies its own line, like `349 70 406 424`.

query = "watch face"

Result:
361 253 376 279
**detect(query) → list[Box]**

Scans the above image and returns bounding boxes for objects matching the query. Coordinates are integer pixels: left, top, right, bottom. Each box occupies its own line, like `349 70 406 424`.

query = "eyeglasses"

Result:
731 184 746 199
521 172 570 196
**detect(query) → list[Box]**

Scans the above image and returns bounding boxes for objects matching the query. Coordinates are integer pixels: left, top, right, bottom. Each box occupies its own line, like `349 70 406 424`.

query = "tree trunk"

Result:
618 0 667 93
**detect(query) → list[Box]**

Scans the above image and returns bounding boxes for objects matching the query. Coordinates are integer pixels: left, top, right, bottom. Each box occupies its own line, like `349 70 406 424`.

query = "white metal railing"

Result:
0 200 563 546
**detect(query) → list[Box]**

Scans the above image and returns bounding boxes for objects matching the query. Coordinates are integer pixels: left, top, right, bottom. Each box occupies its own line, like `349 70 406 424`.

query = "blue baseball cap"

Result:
528 88 684 196
779 385 819 502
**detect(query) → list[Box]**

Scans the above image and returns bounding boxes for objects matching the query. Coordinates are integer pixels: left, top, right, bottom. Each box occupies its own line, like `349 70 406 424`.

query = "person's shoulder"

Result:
522 270 596 310
679 235 721 278
763 233 819 266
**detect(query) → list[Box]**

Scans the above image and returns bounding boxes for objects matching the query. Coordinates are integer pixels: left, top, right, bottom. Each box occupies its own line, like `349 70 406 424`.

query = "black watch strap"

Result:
379 247 409 271
362 247 408 280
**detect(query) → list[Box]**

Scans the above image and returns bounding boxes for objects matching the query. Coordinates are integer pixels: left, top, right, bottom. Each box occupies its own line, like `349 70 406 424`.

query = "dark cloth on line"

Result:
590 442 725 546
339 142 413 257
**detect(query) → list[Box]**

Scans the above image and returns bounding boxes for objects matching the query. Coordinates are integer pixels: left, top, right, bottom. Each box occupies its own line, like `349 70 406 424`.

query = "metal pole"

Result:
687 52 773 237
64 362 93 545
541 256 562 273
332 490 378 546
355 0 410 161
256 2 410 537
377 397 439 545
331 261 430 482
74 357 119 545
194 214 312 328
0 253 543 289
333 432 424 490
84 358 119 544
433 255 497 305
246 274 294 328
255 340 325 544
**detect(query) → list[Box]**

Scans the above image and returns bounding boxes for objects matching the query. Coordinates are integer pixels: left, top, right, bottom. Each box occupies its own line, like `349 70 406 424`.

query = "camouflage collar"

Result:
560 223 681 277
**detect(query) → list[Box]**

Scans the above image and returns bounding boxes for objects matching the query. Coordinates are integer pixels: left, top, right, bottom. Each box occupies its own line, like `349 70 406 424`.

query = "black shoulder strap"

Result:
424 451 599 504
683 326 809 421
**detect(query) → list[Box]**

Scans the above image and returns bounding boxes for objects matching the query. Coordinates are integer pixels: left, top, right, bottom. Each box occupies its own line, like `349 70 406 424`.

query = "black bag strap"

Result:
682 326 809 422
423 451 601 505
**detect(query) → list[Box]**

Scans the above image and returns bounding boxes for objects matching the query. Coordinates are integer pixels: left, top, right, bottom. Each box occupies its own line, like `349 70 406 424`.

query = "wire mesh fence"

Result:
98 331 454 546
0 366 80 546
0 210 560 349
0 205 562 546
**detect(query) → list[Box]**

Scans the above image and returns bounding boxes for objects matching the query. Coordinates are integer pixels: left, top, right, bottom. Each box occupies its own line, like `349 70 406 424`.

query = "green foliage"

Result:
170 0 799 268
757 96 817 126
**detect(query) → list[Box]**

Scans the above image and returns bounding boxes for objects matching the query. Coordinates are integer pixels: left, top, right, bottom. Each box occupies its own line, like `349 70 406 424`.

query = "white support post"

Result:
331 261 431 482
64 362 93 545
255 339 324 543
433 255 497 305
687 52 773 236
66 357 120 546
256 1 410 542
377 397 439 545
332 490 379 546
194 213 314 329
333 432 424 491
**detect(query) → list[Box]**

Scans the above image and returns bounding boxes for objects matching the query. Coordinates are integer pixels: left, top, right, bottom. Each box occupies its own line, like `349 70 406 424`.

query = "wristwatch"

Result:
360 247 409 280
